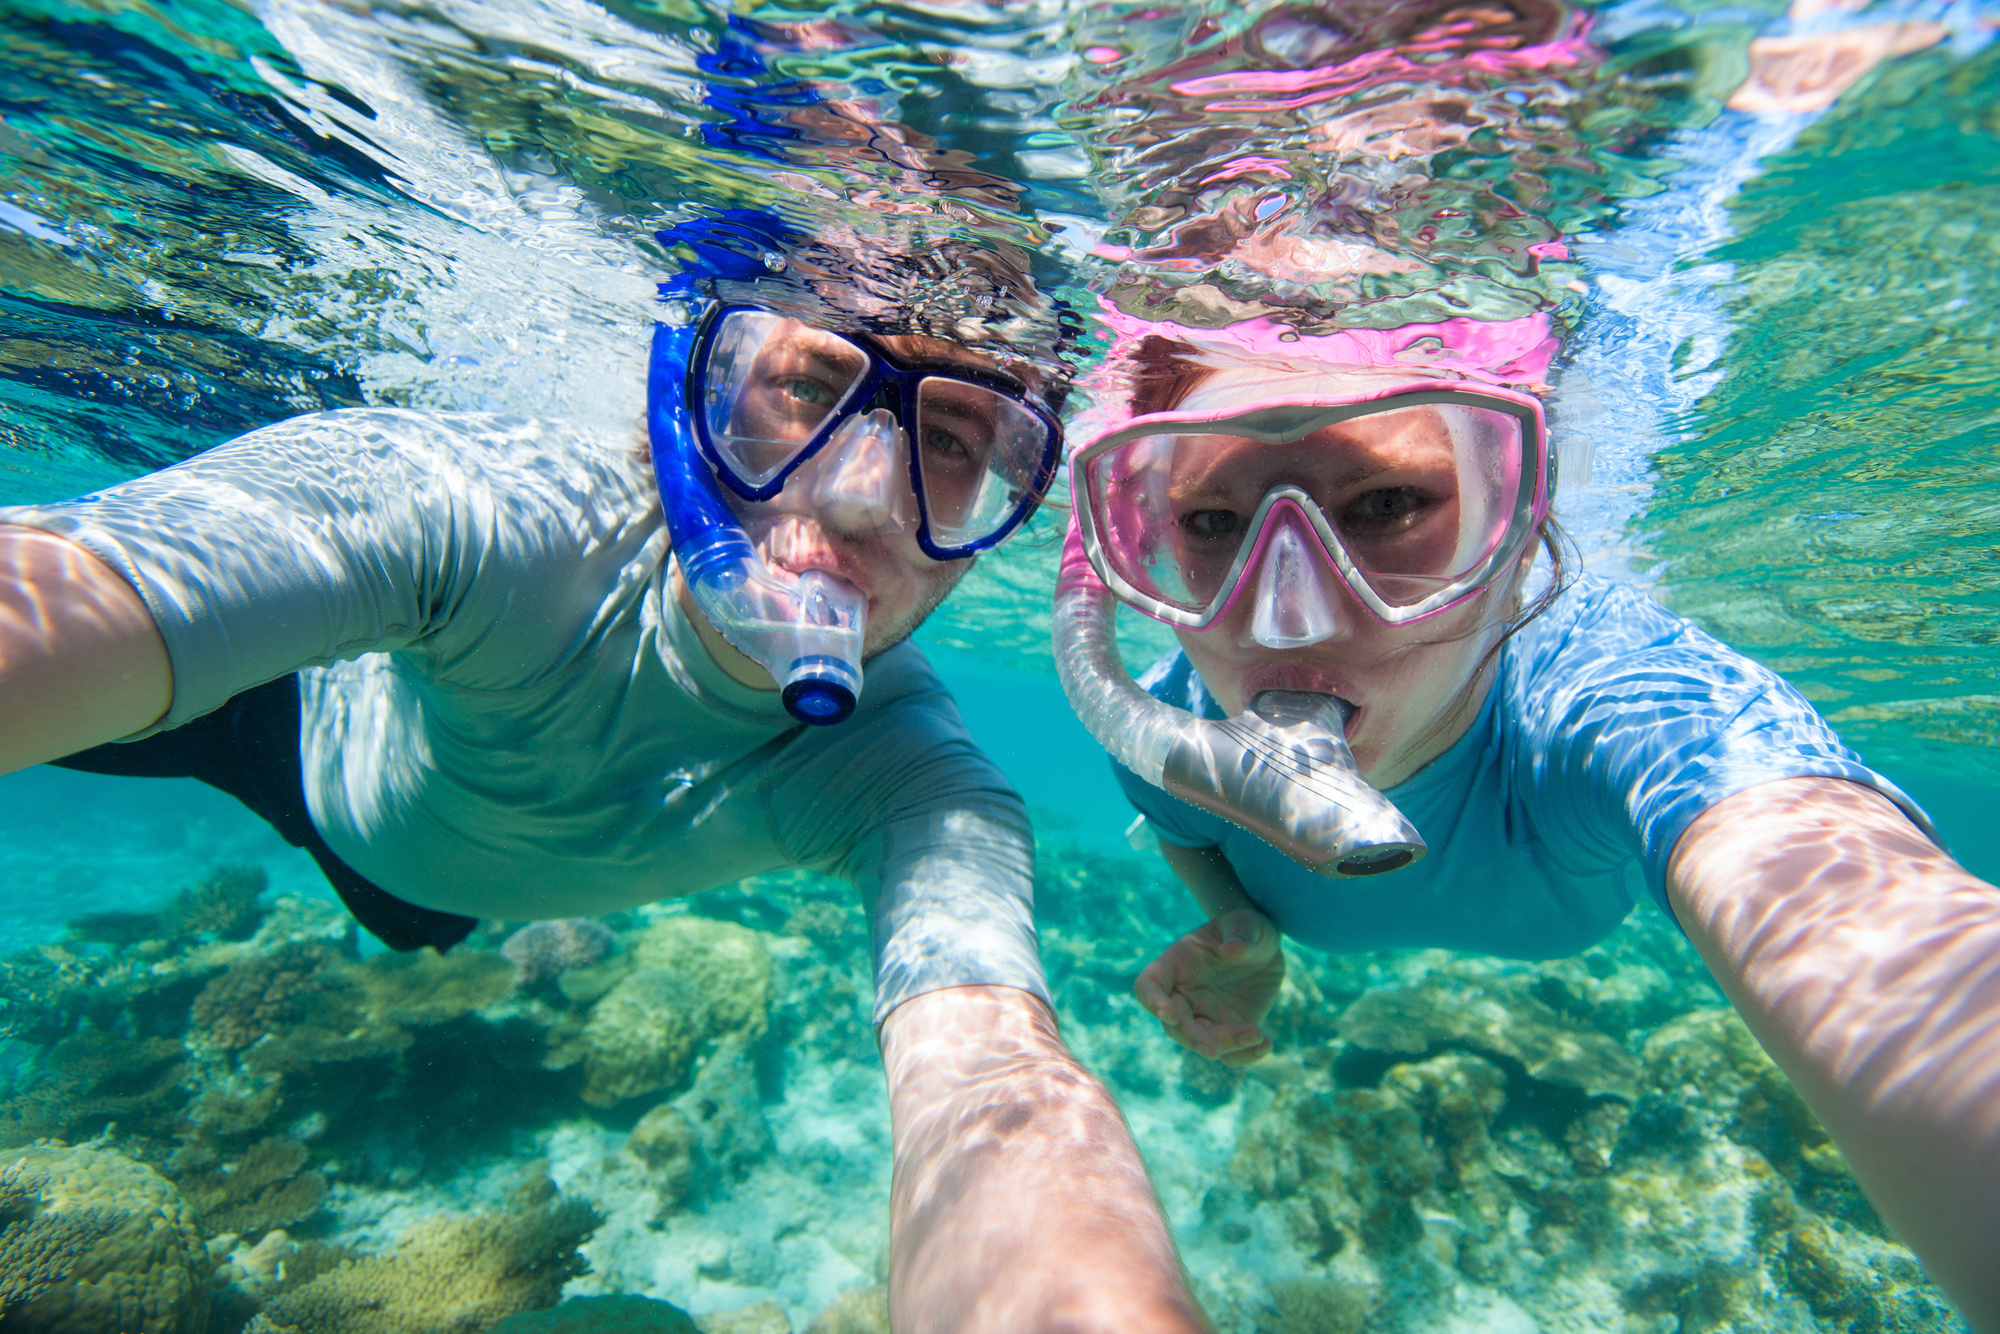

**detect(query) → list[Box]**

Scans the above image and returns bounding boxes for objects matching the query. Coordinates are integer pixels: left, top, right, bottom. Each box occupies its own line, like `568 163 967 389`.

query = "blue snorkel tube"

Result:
649 214 868 726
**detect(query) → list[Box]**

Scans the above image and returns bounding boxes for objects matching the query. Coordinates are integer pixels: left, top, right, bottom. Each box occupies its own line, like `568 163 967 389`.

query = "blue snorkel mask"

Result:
649 213 1062 726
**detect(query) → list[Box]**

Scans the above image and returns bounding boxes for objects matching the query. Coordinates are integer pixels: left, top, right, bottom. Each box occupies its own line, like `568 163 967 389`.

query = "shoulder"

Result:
228 407 638 478
1502 572 1779 714
764 641 1026 857
201 408 652 522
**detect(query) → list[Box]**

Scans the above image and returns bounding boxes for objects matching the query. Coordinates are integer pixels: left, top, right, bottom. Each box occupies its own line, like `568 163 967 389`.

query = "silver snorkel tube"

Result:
649 310 868 726
1054 516 1427 877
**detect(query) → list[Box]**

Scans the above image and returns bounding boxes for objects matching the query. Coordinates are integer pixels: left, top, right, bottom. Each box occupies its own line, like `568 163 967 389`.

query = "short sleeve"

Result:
1506 578 1938 912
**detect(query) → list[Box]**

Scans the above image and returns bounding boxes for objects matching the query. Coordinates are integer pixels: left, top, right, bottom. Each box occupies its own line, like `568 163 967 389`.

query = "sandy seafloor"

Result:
0 646 1990 1334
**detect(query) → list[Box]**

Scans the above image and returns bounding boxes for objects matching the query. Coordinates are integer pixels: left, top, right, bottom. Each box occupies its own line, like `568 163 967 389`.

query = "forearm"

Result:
880 985 1210 1334
1669 777 2000 1330
0 526 170 774
1159 839 1258 921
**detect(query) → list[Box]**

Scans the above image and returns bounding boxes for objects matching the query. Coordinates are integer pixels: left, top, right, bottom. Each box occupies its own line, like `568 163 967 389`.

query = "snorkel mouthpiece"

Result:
1164 690 1422 876
1055 517 1425 877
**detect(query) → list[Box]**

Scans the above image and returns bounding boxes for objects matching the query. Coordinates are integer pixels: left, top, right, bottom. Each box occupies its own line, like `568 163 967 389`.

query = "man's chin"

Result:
859 560 972 664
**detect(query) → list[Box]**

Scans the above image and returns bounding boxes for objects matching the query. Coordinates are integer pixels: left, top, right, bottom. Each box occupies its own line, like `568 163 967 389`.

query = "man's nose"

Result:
806 409 914 535
1245 513 1347 649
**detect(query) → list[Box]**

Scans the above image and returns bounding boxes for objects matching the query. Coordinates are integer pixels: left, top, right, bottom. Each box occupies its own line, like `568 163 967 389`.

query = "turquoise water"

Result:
3 0 1998 1329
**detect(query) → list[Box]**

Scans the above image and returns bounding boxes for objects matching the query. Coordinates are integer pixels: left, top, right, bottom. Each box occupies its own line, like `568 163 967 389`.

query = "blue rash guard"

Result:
1114 574 1937 959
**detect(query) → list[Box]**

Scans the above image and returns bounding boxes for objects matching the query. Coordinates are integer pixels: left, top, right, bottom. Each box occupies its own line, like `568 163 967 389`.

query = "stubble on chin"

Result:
863 559 971 663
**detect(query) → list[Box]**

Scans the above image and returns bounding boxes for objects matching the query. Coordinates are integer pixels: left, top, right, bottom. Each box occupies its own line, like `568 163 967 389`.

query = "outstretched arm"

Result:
0 525 169 773
1669 776 2000 1330
880 984 1211 1334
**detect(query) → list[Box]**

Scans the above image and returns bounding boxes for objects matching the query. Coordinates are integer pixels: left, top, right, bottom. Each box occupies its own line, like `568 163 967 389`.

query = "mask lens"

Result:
702 311 869 486
1083 398 1528 614
913 378 1051 550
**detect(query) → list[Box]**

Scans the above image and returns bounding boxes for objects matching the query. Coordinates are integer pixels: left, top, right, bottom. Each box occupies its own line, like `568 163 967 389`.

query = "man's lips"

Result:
767 553 874 603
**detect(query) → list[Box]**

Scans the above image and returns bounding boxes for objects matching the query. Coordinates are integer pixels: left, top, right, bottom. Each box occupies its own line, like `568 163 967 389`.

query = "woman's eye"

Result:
922 426 967 457
1180 509 1246 539
1343 487 1428 527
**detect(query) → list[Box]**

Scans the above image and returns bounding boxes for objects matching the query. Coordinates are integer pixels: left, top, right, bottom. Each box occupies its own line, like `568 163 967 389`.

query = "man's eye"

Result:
1181 509 1246 538
777 376 837 408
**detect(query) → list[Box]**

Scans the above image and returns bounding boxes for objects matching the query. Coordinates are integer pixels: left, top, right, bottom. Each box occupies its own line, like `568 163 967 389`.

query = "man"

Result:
0 232 1210 1334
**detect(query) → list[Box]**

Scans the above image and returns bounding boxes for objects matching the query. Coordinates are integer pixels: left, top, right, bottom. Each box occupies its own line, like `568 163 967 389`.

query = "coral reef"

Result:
548 918 772 1108
800 1286 888 1334
487 1295 699 1332
695 1297 792 1333
504 921 618 987
0 842 1962 1334
244 1194 601 1334
0 1143 209 1333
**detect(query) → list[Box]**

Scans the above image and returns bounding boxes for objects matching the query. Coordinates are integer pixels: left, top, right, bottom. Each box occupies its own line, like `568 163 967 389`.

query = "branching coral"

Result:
0 1028 189 1146
0 1144 209 1333
175 1137 327 1238
192 945 334 1052
238 948 515 1078
65 868 269 951
244 1195 602 1334
161 867 270 943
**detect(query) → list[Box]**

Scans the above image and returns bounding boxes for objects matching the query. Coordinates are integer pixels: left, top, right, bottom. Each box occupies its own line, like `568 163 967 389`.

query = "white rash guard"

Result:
2 408 1048 1023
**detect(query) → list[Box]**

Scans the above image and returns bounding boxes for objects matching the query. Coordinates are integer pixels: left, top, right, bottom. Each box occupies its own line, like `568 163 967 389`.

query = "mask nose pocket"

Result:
1248 517 1343 649
810 408 914 533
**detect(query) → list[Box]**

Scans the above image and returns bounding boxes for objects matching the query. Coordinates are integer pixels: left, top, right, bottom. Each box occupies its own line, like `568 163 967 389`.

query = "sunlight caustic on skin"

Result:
879 985 1210 1334
1671 776 2000 1330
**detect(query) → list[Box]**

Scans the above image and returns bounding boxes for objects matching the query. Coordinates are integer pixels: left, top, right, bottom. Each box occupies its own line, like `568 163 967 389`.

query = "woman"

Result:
1053 311 2000 1328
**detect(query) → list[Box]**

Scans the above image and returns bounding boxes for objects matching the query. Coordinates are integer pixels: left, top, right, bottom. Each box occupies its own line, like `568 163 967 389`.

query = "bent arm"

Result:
1669 776 2000 1329
0 526 170 774
881 984 1210 1334
1159 838 1258 920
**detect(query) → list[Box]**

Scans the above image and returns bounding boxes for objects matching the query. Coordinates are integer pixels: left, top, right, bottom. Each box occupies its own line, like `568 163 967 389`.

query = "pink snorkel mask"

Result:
1053 309 1559 879
1072 381 1550 638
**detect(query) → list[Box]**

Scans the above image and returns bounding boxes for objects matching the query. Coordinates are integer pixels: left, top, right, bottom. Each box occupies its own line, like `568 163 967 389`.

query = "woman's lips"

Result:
1240 661 1359 705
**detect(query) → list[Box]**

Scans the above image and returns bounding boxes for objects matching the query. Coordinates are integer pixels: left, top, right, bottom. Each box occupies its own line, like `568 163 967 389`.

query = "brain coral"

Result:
551 917 774 1108
559 967 710 1108
502 921 616 986
0 1144 209 1333
630 917 772 1042
244 1195 600 1334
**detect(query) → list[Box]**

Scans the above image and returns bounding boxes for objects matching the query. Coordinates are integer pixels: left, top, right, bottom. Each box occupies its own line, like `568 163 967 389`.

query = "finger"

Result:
1220 1036 1273 1068
1170 996 1223 1060
1209 1023 1267 1055
1134 970 1171 1019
